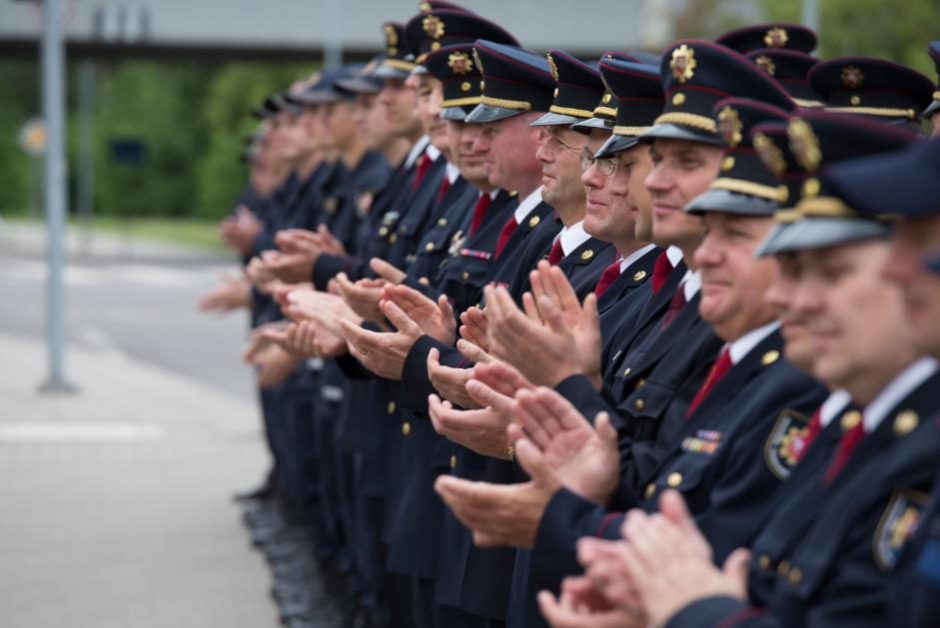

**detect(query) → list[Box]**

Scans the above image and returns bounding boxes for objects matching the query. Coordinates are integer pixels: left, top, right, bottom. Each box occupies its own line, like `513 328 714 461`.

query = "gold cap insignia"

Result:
841 65 865 89
553 87 559 98
472 48 484 74
788 118 822 172
448 51 473 75
580 249 595 261
602 92 612 105
422 14 445 40
764 27 789 48
419 1 432 11
670 44 697 84
722 155 735 171
802 177 820 199
460 81 472 92
383 24 399 55
755 54 776 76
718 106 743 148
547 53 559 81
753 133 786 177
893 410 919 436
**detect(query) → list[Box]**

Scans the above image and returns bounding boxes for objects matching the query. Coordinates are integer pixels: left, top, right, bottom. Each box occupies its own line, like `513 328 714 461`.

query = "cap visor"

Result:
923 100 940 119
639 123 724 146
685 188 779 217
595 134 639 158
441 106 469 121
292 90 342 106
465 103 523 124
531 112 583 126
335 77 381 94
374 65 412 79
571 117 614 135
755 217 889 256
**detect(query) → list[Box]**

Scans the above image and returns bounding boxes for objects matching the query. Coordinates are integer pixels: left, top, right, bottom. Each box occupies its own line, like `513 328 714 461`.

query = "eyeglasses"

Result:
580 151 618 176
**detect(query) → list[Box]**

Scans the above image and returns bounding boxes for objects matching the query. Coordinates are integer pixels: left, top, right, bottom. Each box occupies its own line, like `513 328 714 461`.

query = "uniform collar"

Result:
426 143 442 162
555 220 592 257
863 357 939 432
513 186 545 223
666 245 684 268
680 269 702 301
819 389 852 428
404 135 431 169
445 162 461 184
619 243 658 272
726 320 781 365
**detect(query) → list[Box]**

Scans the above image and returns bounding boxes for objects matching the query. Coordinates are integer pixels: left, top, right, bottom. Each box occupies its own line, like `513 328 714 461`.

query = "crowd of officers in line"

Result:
197 2 940 627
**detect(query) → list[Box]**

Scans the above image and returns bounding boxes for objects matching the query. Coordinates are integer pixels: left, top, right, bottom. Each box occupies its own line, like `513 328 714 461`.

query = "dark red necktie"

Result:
494 216 518 259
547 239 564 266
594 260 622 298
413 153 432 190
651 251 673 294
661 284 687 329
823 415 865 485
686 347 732 418
437 176 451 204
469 193 492 237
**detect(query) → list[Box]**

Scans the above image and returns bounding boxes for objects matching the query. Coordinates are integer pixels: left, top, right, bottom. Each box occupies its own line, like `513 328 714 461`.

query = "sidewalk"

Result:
0 333 279 628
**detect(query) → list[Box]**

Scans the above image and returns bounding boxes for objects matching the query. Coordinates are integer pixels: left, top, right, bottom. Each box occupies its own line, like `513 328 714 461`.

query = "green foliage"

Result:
0 61 41 215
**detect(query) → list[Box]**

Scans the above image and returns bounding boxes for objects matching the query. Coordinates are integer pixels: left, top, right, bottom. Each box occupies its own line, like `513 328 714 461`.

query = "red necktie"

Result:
594 260 622 298
823 416 865 485
437 177 451 204
547 239 564 266
413 153 432 190
651 251 673 294
686 347 733 418
661 284 687 329
494 216 518 259
470 193 492 236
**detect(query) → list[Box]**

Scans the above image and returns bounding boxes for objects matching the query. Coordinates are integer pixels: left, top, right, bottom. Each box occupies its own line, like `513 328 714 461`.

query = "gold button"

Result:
672 92 686 106
461 81 472 92
666 472 683 487
387 401 397 414
803 177 820 198
722 156 735 171
894 410 919 436
480 80 485 90
426 242 435 252
450 455 458 469
850 95 861 106
840 410 861 431
762 350 780 366
788 567 802 585
759 554 771 570
635 378 646 390
431 41 441 51
635 398 645 411
603 93 612 104
462 271 470 281
528 215 541 228
623 367 632 377
437 217 447 226
553 88 559 98
645 483 656 499
777 559 790 577
379 226 389 236
633 270 647 281
389 233 398 244
580 249 594 261
401 421 411 436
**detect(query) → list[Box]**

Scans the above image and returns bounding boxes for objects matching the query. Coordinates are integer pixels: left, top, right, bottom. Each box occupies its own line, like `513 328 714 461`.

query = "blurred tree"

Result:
0 61 41 215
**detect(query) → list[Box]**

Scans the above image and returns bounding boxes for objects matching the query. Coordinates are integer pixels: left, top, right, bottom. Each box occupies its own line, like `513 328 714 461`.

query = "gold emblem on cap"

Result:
762 350 780 366
419 1 432 11
802 177 820 199
581 249 595 261
840 410 861 431
764 27 789 48
461 81 472 92
850 95 861 106
547 53 559 81
841 65 865 89
788 118 822 171
670 44 697 84
553 87 559 98
718 106 743 148
528 215 541 228
753 133 786 177
722 155 735 171
894 410 919 436
422 14 445 39
602 93 612 105
755 54 776 76
384 24 399 55
634 270 647 281
472 48 484 73
672 92 686 106
448 51 473 75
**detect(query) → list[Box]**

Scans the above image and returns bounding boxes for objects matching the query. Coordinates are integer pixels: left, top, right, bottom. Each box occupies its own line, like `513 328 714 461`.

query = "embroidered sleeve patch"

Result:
873 489 929 571
764 409 810 480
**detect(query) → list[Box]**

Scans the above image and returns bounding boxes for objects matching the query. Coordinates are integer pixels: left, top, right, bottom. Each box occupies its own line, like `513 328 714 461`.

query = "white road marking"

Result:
0 422 165 442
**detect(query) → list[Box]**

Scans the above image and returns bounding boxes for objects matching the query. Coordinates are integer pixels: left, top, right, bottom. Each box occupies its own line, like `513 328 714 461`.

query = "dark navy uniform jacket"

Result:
520 329 827 626
665 364 940 628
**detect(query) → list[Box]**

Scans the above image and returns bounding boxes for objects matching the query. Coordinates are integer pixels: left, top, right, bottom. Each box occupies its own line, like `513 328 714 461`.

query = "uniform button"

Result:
462 271 470 281
389 234 398 244
635 378 646 390
840 410 861 430
379 227 389 236
401 421 411 436
425 242 435 252
758 554 771 570
437 217 447 226
645 483 656 499
450 455 458 469
666 472 682 487
634 398 645 411
623 367 631 377
777 559 790 577
387 401 396 414
788 567 802 585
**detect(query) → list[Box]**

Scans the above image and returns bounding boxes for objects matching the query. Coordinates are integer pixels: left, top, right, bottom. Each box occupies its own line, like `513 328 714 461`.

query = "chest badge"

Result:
764 408 811 480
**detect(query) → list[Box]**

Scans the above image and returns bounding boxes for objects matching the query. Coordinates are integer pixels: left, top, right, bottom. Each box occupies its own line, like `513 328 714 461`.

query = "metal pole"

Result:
323 0 342 69
77 59 95 253
40 0 74 393
802 0 820 43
